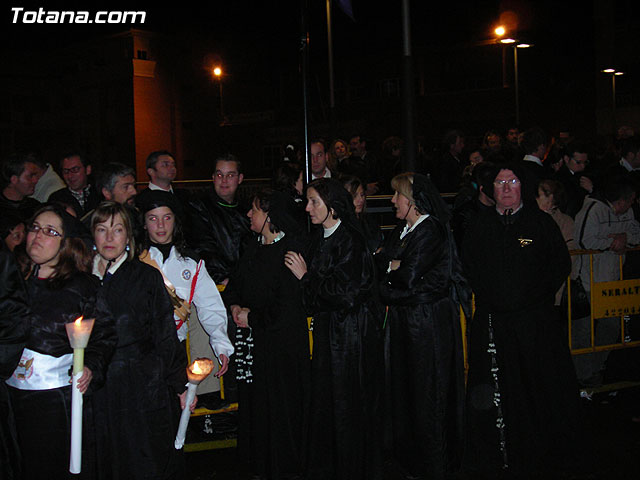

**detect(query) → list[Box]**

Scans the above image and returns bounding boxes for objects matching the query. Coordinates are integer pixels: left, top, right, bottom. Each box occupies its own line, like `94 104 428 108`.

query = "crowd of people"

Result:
1 124 639 479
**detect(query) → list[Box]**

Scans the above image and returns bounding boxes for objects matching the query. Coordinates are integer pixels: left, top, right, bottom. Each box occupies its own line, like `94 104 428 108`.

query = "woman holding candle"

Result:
90 201 190 480
285 178 383 480
225 189 309 480
136 189 233 375
6 204 116 479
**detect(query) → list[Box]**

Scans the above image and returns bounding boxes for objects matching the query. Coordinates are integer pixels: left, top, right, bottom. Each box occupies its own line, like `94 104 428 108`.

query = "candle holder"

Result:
174 358 214 449
64 316 95 474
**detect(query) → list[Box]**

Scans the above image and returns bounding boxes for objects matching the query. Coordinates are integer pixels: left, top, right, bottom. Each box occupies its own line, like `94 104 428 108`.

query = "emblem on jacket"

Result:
518 237 533 247
13 355 34 380
182 269 192 280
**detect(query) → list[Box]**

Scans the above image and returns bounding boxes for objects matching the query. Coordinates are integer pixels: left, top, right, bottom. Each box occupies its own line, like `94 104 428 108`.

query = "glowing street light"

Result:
495 26 506 37
601 68 624 125
213 66 222 77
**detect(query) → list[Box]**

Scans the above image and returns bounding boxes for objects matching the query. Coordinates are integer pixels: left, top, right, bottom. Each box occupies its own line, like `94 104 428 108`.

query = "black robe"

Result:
0 251 29 480
301 223 383 480
8 271 116 480
225 235 310 479
93 260 187 480
462 205 582 475
377 216 465 479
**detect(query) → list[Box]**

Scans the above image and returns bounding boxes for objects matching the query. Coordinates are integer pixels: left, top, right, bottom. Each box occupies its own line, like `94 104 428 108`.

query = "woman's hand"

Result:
285 251 307 280
215 354 229 377
230 304 241 325
389 259 401 271
77 367 93 394
179 390 198 412
236 308 250 328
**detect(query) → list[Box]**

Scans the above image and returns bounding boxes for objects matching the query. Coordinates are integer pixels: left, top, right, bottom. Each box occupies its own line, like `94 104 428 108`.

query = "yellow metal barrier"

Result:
566 248 640 356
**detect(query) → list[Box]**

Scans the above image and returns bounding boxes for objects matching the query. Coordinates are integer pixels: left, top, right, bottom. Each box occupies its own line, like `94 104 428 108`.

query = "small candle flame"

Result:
192 361 202 375
75 316 83 326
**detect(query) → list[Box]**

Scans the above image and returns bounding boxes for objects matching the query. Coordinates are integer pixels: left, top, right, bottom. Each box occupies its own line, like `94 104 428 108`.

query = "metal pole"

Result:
326 0 336 137
401 0 416 171
514 46 520 126
219 80 224 121
612 74 617 132
300 0 311 185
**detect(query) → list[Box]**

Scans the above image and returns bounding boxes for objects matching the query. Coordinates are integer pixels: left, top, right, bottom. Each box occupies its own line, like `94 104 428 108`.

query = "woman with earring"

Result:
6 204 115 479
136 190 233 377
285 178 383 480
376 173 466 480
225 188 309 480
90 201 190 480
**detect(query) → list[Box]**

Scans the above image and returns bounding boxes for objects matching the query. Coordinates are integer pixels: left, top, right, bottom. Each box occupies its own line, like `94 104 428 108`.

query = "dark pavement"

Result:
185 385 640 480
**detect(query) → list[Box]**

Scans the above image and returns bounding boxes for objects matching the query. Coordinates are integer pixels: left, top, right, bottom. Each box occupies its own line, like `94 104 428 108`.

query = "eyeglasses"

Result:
493 178 521 188
62 166 83 175
27 224 62 237
215 172 238 180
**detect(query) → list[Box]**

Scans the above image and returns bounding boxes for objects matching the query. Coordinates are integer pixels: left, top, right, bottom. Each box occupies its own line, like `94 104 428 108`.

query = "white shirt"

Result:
33 164 66 202
312 169 332 180
323 219 342 238
523 154 543 167
148 246 234 361
148 182 174 193
399 214 430 240
620 158 635 172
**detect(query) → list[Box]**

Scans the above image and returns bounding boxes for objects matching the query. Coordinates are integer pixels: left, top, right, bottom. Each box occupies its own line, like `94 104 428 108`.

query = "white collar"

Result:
92 252 129 279
312 169 331 180
620 158 634 172
261 231 285 245
323 219 342 238
400 214 429 240
148 182 174 193
523 154 543 167
496 202 524 215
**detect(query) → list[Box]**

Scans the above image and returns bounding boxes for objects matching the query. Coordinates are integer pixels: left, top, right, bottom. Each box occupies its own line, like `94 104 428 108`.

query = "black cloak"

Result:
301 178 384 480
377 173 466 479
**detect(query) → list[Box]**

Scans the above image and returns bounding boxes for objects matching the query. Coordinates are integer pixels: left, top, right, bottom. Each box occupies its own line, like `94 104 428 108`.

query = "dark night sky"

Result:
5 1 594 59
3 1 606 138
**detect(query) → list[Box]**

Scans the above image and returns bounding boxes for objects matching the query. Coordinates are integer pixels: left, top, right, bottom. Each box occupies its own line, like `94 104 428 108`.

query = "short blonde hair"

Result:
391 172 415 205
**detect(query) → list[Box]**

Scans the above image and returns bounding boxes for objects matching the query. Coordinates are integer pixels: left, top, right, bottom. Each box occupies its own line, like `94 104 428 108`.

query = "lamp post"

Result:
601 68 624 131
499 37 531 126
213 66 224 122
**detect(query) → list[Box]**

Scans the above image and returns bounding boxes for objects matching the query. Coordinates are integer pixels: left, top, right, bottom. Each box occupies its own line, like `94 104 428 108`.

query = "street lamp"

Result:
213 66 224 122
601 68 624 129
492 25 532 126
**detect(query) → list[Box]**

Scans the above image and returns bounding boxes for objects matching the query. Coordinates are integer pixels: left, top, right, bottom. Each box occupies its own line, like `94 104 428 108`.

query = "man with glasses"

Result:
462 163 581 476
554 141 594 218
48 152 100 217
189 154 251 403
190 154 250 286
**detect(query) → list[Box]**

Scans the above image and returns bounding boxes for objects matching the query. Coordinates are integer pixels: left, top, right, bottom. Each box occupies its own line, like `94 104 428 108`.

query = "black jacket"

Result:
48 185 101 218
0 192 41 223
188 189 252 283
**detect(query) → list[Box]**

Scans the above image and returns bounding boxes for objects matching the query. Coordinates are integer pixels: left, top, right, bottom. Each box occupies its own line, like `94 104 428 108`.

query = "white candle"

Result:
64 316 95 474
174 358 214 449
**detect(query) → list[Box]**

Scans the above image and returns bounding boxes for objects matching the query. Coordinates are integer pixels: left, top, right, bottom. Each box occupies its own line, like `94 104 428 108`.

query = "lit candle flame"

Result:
192 361 202 375
75 316 83 326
